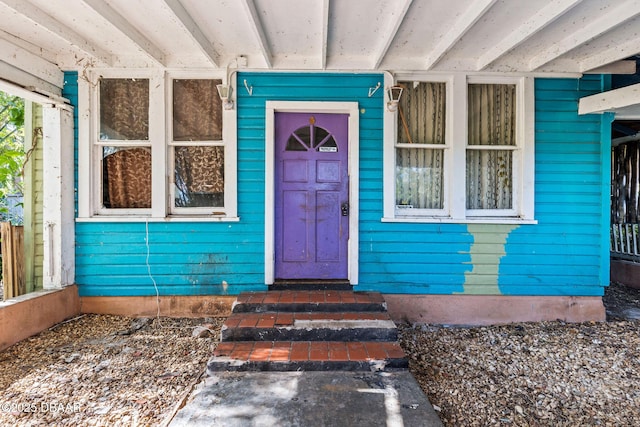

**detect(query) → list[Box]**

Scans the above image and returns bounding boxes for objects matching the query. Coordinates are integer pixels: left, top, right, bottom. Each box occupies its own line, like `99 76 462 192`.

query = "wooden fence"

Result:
1 222 25 299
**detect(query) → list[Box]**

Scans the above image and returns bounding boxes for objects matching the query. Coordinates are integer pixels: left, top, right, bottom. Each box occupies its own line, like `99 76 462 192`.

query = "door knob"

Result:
341 202 349 216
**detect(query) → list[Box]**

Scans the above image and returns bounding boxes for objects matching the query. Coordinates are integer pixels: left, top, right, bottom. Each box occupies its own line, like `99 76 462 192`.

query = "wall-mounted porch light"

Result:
216 83 234 110
386 85 403 112
217 56 248 110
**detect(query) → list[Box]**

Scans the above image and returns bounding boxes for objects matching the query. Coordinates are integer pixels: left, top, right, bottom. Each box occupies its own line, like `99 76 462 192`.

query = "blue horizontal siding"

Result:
75 221 266 296
498 76 607 296
71 72 609 297
74 72 386 296
360 76 608 296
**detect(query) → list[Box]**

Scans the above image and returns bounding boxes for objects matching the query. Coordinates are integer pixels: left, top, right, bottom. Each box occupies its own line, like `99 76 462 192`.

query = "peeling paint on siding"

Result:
461 224 519 295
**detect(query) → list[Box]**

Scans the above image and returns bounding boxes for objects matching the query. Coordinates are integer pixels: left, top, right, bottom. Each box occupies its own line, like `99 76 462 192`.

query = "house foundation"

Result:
384 295 606 326
1 289 608 351
80 295 236 318
82 293 606 326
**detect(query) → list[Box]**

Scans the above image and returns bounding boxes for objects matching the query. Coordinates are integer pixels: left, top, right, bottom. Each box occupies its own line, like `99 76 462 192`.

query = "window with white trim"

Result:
81 72 237 220
466 82 517 216
395 81 447 216
98 78 152 213
384 75 535 223
170 78 225 214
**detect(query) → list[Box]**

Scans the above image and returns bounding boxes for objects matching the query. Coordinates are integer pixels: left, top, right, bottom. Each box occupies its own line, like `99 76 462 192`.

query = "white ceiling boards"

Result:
0 0 638 76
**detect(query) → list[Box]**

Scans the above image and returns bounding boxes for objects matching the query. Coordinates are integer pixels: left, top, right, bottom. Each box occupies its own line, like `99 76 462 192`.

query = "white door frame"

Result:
265 101 359 285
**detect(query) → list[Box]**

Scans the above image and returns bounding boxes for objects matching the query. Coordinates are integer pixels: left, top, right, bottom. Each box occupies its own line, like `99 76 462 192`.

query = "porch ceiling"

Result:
1 0 640 91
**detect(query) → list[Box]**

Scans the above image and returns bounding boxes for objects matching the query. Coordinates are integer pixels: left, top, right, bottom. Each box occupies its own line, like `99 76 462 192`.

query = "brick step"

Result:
208 341 408 372
208 290 407 373
232 291 387 313
221 311 398 342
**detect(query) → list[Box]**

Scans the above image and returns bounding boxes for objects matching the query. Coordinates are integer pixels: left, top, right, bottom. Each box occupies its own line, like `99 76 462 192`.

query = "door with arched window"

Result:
274 112 349 280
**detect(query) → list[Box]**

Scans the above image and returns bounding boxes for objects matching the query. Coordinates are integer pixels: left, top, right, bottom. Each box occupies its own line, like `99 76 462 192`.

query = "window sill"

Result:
76 216 240 223
382 217 537 225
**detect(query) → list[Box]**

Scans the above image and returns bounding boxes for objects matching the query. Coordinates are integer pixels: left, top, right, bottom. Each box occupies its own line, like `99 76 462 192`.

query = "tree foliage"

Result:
0 90 25 218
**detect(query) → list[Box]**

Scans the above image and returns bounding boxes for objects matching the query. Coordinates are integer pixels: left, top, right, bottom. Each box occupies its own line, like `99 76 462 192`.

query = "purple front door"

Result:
274 112 349 280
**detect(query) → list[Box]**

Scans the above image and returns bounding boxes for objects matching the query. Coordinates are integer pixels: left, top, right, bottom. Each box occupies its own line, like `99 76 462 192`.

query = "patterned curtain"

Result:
174 146 224 207
173 79 222 141
103 147 151 208
466 84 515 210
395 82 446 209
99 79 149 140
172 79 225 208
100 78 152 209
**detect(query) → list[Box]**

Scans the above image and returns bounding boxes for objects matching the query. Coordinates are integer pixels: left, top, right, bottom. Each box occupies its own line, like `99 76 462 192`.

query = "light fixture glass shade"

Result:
216 84 230 100
216 83 234 110
387 85 403 112
388 86 403 102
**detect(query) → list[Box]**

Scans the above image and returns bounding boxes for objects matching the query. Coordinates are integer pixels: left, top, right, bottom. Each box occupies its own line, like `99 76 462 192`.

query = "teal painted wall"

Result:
498 77 611 296
68 72 609 297
72 72 384 296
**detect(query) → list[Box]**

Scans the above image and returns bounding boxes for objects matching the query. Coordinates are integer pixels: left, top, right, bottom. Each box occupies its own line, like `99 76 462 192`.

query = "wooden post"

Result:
13 225 25 296
2 222 12 299
42 105 75 288
1 222 25 299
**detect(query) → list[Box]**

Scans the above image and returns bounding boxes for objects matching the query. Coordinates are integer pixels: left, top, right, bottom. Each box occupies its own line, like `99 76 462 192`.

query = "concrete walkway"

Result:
169 290 443 426
170 371 443 427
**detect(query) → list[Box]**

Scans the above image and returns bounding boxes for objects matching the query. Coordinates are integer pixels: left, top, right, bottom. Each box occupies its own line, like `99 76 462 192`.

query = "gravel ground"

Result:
399 281 640 426
0 315 224 426
0 282 638 426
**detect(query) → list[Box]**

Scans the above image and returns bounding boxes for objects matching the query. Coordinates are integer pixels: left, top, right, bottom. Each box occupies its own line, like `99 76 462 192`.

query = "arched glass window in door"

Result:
286 116 338 152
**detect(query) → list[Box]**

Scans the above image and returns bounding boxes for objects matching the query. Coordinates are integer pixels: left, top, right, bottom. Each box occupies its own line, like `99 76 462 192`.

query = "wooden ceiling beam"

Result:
0 0 112 66
530 0 640 71
320 0 329 70
82 0 166 66
476 0 582 70
424 0 497 70
0 37 62 88
240 0 272 68
372 0 413 70
584 60 637 75
580 34 640 73
578 82 640 115
163 0 219 67
0 28 57 64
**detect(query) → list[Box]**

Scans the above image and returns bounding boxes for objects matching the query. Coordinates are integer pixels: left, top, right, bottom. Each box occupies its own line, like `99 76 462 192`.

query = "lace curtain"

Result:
395 82 446 210
466 84 516 210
